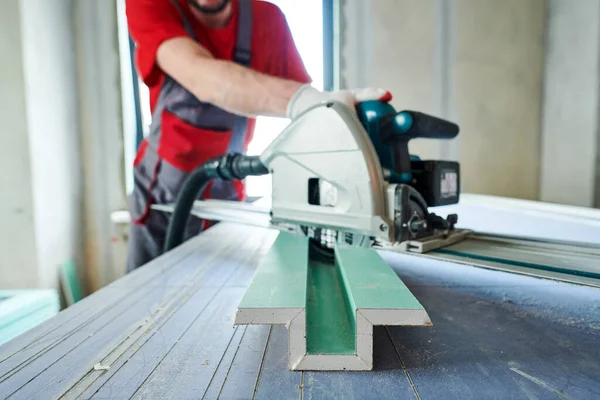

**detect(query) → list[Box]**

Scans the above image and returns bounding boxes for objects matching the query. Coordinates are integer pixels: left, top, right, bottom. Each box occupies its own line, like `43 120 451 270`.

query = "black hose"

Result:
163 153 269 253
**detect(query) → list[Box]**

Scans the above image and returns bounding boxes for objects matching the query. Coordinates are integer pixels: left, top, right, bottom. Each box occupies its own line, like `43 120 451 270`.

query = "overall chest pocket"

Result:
158 109 234 173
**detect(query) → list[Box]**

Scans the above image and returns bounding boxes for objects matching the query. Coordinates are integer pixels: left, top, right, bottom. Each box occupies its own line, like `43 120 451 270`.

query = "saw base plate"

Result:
389 229 471 253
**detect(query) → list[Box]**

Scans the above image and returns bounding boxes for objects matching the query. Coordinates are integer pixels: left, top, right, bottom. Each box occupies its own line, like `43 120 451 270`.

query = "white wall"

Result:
345 0 442 159
540 0 600 208
0 0 39 288
341 0 547 200
0 0 83 290
452 0 546 199
19 0 83 289
74 0 128 290
0 0 124 292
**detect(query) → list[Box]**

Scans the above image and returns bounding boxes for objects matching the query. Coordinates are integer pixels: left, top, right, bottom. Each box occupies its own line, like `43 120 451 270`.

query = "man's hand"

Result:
287 84 393 120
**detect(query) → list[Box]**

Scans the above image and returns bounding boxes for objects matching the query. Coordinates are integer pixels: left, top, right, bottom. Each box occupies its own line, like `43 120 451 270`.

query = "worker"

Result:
125 0 391 272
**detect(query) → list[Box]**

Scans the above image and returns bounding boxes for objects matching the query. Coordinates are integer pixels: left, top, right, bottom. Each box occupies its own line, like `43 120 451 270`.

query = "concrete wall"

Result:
341 0 547 200
343 0 440 161
452 0 546 199
540 0 600 208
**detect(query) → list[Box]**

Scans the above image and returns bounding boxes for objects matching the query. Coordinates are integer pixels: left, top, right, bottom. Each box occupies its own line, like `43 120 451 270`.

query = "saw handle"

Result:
379 111 459 177
379 111 459 141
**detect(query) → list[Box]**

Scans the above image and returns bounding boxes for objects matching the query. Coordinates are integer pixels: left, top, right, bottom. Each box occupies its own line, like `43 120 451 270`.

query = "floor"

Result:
0 223 599 399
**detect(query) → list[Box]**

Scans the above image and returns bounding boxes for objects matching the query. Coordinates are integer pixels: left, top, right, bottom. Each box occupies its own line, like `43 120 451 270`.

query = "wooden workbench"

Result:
1 221 599 399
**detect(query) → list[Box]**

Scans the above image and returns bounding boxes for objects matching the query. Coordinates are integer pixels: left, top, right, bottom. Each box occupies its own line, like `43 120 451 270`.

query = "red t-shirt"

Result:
126 0 312 173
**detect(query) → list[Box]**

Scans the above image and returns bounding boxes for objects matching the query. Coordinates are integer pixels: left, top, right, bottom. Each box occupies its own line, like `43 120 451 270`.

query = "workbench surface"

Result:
1 222 599 399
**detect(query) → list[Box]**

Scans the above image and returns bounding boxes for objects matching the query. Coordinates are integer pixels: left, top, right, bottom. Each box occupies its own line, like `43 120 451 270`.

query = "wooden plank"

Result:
301 326 417 399
1 227 266 399
84 287 238 399
72 229 275 399
220 230 278 289
200 326 248 399
2 220 600 398
1 276 210 400
0 224 266 375
120 288 247 399
0 288 127 363
0 245 206 381
216 325 271 399
253 325 303 400
382 250 600 400
65 286 220 399
0 231 219 363
96 230 276 399
0 286 149 382
0 287 155 398
258 326 416 399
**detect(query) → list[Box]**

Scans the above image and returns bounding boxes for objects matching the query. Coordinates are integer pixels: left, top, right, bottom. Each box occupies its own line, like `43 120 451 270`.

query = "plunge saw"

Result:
157 98 467 254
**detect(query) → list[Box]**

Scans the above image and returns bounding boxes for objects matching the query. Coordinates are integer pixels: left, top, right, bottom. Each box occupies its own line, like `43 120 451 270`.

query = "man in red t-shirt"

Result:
125 0 391 272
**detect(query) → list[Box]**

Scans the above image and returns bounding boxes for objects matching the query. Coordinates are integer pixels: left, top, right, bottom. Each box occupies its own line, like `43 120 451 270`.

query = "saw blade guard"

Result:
259 101 393 242
259 98 462 246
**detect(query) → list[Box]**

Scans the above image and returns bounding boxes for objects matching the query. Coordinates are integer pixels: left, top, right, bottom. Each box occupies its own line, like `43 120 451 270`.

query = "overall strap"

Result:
233 0 253 66
146 0 199 149
170 0 198 39
209 0 254 199
227 0 253 155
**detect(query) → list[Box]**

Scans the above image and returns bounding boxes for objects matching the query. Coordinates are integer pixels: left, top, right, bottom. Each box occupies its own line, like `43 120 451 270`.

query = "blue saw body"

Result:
355 100 460 208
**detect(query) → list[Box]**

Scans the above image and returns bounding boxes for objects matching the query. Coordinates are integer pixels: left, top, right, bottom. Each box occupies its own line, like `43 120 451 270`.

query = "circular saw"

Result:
154 99 468 254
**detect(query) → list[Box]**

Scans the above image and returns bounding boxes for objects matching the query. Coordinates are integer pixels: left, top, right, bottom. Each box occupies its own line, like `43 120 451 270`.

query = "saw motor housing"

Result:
258 99 460 247
357 101 460 244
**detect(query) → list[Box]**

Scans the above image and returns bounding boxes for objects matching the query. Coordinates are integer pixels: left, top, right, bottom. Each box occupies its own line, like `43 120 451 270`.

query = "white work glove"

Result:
286 84 392 120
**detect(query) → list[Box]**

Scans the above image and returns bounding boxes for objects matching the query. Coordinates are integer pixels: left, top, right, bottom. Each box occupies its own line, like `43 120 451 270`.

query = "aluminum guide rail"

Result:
157 200 600 288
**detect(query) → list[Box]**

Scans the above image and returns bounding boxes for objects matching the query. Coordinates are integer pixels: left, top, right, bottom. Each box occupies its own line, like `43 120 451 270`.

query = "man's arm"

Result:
157 37 304 118
126 0 389 120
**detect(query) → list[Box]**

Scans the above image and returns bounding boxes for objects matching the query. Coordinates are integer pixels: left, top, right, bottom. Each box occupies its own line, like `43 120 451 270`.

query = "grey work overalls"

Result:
126 0 253 272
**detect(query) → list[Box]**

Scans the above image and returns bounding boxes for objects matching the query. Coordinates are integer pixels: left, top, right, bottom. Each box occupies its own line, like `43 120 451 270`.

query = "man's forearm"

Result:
157 37 305 118
191 57 303 117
